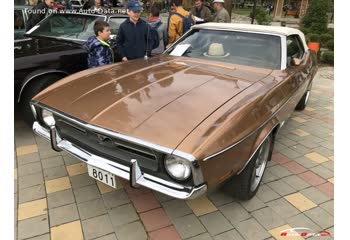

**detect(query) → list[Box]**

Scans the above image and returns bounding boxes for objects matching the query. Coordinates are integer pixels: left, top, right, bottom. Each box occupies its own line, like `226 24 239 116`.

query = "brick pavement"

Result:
14 67 334 240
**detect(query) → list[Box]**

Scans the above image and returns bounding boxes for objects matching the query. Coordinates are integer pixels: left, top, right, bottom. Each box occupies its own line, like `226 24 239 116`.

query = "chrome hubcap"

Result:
250 137 271 191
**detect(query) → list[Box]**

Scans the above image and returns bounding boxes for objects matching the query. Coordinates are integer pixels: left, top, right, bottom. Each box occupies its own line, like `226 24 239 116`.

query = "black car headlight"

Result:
41 109 56 127
164 155 192 181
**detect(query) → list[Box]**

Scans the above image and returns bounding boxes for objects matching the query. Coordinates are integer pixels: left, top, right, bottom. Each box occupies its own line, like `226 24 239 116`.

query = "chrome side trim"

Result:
236 125 277 175
14 38 32 43
18 70 69 103
203 129 257 162
33 121 207 199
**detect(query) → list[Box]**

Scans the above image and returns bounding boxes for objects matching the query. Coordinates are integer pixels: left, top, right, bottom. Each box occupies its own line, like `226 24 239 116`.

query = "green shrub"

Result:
326 39 334 50
307 33 320 42
299 27 310 36
327 28 334 36
321 51 334 65
319 33 333 46
250 7 272 25
302 0 331 34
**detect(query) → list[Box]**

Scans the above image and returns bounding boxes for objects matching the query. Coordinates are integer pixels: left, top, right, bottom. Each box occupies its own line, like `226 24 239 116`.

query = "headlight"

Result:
42 109 55 127
164 155 192 181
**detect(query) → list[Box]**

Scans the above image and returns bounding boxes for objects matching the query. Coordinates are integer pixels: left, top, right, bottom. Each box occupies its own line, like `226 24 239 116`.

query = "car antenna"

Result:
144 24 149 60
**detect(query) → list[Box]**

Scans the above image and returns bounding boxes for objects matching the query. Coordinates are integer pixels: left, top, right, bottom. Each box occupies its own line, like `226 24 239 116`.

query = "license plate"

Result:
87 165 117 188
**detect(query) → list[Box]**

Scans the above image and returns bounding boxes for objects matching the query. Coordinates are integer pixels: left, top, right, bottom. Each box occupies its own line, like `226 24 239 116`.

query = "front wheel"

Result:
19 74 63 126
224 134 274 200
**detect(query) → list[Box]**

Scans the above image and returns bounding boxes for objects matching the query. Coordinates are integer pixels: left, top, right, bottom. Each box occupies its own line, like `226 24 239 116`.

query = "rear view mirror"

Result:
292 58 302 66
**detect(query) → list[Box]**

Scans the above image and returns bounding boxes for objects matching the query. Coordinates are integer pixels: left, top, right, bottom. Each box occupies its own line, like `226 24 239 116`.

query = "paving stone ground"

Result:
14 67 334 240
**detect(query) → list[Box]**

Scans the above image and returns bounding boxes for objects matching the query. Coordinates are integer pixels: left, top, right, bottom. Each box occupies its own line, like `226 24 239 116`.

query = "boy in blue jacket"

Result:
86 20 114 68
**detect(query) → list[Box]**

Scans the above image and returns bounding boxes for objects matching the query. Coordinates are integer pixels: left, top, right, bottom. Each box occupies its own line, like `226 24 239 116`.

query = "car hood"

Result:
35 55 272 149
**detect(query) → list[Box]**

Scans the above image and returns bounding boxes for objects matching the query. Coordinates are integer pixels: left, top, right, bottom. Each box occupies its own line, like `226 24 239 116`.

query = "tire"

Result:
224 134 274 200
20 74 63 126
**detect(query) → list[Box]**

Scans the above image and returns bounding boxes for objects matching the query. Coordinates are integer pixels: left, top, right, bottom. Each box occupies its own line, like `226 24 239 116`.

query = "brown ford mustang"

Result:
31 23 318 200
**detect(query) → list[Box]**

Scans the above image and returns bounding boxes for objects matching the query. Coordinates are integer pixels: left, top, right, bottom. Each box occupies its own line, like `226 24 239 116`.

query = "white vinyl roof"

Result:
193 23 308 50
193 23 302 36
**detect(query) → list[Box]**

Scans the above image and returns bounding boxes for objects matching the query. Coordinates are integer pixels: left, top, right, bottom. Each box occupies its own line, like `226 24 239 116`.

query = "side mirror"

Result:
291 58 302 66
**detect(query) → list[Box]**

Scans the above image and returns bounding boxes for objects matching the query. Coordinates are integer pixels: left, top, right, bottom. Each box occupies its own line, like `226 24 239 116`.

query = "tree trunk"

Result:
224 0 233 19
251 0 257 24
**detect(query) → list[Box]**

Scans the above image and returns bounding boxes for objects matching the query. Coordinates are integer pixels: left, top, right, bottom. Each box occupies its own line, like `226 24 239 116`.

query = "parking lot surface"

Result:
14 67 334 240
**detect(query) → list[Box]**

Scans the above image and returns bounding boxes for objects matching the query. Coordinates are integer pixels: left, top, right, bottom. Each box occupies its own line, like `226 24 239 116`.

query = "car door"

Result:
15 8 34 54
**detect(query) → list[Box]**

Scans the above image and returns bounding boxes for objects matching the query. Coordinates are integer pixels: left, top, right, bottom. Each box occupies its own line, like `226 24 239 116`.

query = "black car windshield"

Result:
166 29 282 70
27 14 105 41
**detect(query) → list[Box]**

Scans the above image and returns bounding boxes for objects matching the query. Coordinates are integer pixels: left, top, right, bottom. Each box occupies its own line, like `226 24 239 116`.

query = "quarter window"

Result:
287 35 305 66
15 10 25 30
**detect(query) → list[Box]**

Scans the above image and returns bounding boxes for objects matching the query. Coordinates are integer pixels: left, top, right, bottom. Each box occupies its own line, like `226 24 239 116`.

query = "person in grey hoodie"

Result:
148 4 168 55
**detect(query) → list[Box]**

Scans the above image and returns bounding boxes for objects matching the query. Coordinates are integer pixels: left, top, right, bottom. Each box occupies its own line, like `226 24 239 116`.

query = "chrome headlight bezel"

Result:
41 109 56 127
164 155 192 181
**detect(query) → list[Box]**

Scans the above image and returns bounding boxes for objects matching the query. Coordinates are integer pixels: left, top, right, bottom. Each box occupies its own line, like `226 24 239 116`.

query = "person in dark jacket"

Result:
86 20 114 68
26 0 55 31
191 0 212 22
116 0 150 61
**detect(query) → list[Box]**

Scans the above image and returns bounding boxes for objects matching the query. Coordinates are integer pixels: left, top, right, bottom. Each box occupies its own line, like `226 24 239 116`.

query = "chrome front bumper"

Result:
33 121 207 199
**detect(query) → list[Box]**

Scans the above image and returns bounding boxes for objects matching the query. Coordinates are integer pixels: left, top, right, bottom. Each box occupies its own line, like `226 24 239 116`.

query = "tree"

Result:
224 0 233 19
251 0 257 24
302 0 331 34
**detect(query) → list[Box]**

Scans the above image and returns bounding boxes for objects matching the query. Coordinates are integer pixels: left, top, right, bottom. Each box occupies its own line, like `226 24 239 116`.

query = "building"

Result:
273 0 309 18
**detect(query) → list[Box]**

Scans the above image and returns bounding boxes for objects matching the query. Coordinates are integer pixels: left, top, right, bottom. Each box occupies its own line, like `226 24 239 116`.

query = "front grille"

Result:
53 114 195 187
55 117 163 172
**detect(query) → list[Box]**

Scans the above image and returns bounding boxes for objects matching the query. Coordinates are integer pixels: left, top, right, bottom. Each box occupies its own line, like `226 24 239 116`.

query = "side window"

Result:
15 10 25 30
287 35 305 66
108 18 127 36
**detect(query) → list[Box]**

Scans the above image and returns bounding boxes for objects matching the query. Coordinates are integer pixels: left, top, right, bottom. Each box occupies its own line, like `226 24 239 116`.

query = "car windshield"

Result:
166 29 281 69
27 14 105 41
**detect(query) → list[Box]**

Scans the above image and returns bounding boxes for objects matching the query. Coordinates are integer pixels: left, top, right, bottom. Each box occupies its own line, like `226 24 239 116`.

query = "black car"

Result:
15 12 129 124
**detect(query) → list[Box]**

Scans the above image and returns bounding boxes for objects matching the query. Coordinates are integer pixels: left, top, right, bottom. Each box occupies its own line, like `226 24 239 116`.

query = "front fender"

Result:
17 69 68 103
237 119 280 175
